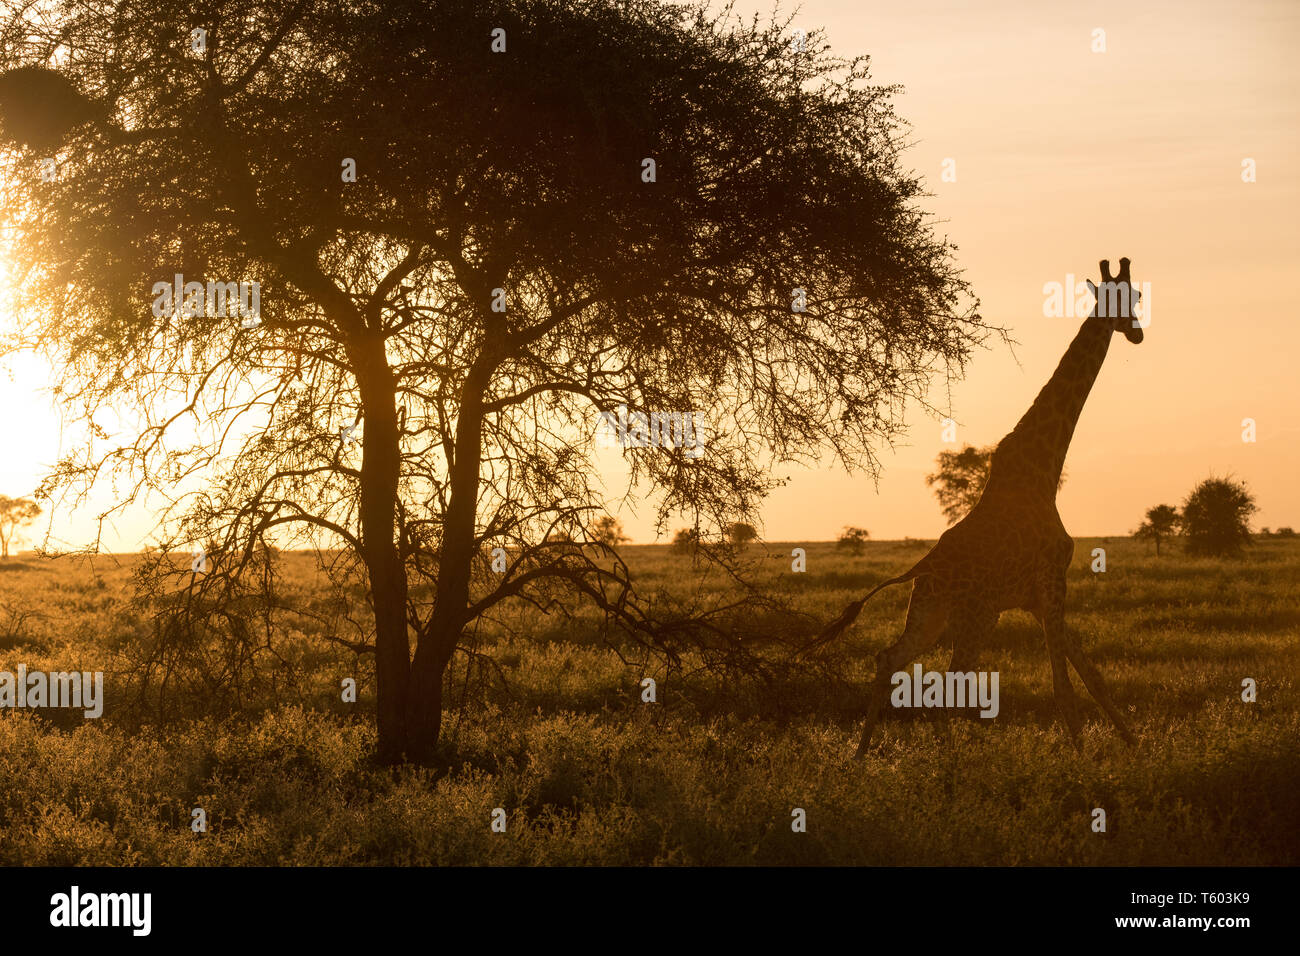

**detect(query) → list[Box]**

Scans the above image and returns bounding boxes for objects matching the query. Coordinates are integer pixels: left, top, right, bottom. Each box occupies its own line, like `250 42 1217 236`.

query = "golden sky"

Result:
2 0 1297 549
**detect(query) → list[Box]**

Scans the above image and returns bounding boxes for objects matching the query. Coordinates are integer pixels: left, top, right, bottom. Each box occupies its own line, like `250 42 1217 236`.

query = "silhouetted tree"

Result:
671 527 700 555
0 0 986 761
836 526 870 554
0 495 40 558
1180 477 1257 557
1133 503 1179 556
590 515 629 549
926 445 994 525
726 522 757 546
928 443 1065 525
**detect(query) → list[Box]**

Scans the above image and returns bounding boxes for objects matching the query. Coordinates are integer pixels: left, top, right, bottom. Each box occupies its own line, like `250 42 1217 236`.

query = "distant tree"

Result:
1180 477 1257 557
590 516 629 549
726 522 758 546
1133 503 1179 556
836 526 870 555
927 444 1065 525
926 445 993 524
0 496 40 559
1277 527 1296 538
671 528 700 555
1260 527 1272 537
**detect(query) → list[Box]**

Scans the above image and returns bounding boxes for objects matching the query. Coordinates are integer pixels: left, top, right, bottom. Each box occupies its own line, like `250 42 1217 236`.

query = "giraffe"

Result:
812 258 1143 758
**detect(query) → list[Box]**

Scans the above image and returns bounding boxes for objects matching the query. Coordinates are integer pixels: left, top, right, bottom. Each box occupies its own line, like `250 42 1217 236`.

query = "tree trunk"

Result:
405 358 492 762
407 624 456 762
354 345 412 763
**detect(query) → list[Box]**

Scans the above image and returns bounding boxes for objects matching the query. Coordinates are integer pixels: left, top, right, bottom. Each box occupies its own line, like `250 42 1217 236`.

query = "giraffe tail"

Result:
799 565 927 657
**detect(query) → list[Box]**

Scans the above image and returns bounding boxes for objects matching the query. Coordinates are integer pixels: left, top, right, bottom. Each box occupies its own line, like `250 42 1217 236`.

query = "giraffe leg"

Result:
946 605 999 722
854 578 949 759
947 605 999 671
947 626 979 672
1040 606 1081 749
1060 632 1136 746
1036 579 1083 746
1039 572 1135 746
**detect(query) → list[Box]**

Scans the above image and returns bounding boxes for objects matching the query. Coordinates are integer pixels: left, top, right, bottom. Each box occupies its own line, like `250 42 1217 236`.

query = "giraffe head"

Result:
1087 258 1142 344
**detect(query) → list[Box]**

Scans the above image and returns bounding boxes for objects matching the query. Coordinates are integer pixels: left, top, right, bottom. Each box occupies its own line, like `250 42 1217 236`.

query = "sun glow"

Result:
0 278 64 552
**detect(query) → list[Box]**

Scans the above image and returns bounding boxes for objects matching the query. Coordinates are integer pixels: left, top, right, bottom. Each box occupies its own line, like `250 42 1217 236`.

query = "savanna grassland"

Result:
0 537 1295 866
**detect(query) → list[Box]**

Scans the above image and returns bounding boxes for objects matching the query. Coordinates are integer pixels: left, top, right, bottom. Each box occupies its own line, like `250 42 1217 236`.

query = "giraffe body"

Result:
842 259 1143 757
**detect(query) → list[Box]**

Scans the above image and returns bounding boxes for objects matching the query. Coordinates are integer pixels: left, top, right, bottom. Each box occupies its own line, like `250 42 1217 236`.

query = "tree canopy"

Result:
1181 477 1256 557
1133 503 1179 556
927 445 995 525
0 494 40 558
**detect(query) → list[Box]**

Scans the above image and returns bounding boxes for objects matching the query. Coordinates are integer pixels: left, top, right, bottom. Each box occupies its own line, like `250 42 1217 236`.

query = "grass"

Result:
0 537 1295 865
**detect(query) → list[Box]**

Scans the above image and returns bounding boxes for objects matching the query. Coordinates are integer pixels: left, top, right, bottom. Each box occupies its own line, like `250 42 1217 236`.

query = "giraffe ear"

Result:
1099 260 1113 282
1085 279 1097 295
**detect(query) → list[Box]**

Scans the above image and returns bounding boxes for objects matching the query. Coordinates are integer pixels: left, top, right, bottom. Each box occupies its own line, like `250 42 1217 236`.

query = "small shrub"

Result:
1181 476 1257 557
836 526 870 555
671 528 700 555
726 522 757 546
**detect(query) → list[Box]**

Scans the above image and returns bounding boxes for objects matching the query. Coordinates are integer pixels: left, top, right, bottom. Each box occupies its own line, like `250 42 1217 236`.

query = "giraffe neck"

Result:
990 314 1113 497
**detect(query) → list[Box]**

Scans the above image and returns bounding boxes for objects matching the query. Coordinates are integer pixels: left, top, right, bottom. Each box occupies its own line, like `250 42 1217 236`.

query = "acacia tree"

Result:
836 526 869 554
590 516 629 549
1181 477 1256 557
671 527 700 556
927 443 1064 524
1133 503 1179 556
927 445 995 524
0 495 40 558
0 0 986 761
726 522 757 546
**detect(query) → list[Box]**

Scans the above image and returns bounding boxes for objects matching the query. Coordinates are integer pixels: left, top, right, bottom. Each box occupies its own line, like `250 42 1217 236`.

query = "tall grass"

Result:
0 538 1295 865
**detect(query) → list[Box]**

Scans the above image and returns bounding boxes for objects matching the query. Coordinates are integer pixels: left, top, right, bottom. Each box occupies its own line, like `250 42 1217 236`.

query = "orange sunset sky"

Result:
1 0 1297 549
